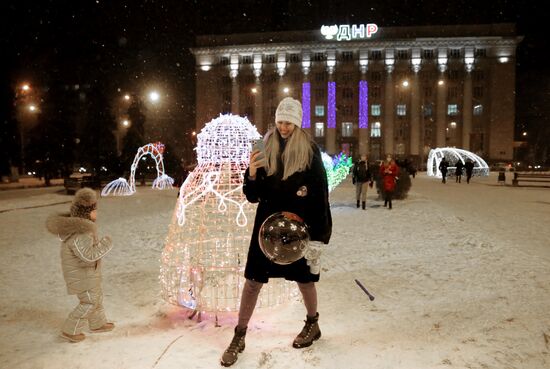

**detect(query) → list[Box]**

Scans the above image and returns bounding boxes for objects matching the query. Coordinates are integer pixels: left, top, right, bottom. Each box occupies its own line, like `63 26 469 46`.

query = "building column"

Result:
462 70 473 150
384 65 395 155
436 49 448 148
230 54 240 114
410 72 420 156
253 79 263 133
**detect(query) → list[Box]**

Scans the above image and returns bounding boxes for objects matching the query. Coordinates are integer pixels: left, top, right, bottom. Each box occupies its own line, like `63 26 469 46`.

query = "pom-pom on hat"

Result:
70 188 97 219
275 97 303 128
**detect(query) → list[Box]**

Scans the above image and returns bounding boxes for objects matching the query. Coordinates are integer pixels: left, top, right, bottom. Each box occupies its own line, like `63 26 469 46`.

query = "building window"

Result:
315 122 325 137
265 54 276 63
315 72 326 82
449 70 460 80
342 72 353 83
341 51 353 61
313 52 326 61
342 122 354 137
473 70 485 81
396 104 407 116
342 105 353 116
371 122 381 137
315 105 325 117
371 50 382 60
371 104 381 116
396 49 409 60
222 91 231 104
474 104 483 115
220 76 231 86
371 86 381 98
315 88 325 98
423 49 435 59
342 87 353 99
396 143 405 155
424 86 433 98
242 55 252 64
449 49 461 58
473 86 484 98
475 48 486 58
289 54 300 63
371 71 382 82
219 56 229 66
448 87 458 99
423 104 433 117
447 104 459 116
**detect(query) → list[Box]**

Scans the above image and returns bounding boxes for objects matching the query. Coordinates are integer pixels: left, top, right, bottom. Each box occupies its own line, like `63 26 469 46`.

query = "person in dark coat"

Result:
351 154 373 209
464 159 475 183
455 160 464 183
379 154 399 209
439 157 449 183
221 97 332 367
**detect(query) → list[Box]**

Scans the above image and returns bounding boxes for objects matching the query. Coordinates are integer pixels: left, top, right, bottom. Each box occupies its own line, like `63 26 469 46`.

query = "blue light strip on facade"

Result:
327 81 336 129
301 82 311 128
359 80 369 129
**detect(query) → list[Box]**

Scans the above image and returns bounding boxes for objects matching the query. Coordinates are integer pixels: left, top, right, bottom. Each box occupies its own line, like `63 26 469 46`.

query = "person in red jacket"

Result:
379 154 399 209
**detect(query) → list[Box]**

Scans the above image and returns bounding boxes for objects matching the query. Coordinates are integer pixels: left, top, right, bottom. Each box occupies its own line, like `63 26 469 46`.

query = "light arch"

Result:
427 147 489 178
101 142 174 196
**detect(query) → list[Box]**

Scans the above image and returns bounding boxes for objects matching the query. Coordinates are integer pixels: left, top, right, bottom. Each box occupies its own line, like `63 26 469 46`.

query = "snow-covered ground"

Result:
1 173 549 369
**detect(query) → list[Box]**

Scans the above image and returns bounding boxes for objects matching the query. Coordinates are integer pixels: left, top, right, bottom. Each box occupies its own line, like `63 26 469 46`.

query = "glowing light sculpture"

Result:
322 151 353 192
101 142 174 196
160 114 296 316
427 147 489 178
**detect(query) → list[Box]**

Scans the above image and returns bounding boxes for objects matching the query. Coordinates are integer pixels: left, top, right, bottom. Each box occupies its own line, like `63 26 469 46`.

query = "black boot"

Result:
220 326 247 367
389 200 392 209
362 201 366 210
293 313 321 348
356 200 360 208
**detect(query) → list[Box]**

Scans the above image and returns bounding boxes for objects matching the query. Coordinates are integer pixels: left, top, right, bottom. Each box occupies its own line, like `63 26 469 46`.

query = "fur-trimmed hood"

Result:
46 212 97 240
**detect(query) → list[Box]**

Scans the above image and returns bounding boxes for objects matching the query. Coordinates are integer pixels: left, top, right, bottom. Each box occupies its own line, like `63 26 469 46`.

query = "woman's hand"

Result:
249 149 266 179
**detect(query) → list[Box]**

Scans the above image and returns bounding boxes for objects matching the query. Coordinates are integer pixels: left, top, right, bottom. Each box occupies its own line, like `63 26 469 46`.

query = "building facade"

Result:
191 23 522 164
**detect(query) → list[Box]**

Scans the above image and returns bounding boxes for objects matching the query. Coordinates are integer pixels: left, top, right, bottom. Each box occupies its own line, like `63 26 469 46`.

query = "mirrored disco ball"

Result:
258 212 310 265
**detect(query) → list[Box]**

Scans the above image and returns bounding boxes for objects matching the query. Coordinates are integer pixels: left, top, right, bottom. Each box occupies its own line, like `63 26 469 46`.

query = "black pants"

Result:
384 191 393 209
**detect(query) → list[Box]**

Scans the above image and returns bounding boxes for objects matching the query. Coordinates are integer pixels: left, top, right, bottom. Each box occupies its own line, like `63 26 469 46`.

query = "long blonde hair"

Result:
264 127 314 180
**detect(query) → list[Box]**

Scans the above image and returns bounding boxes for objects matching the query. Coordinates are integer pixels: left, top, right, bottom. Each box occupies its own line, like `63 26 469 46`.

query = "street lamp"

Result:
148 90 160 103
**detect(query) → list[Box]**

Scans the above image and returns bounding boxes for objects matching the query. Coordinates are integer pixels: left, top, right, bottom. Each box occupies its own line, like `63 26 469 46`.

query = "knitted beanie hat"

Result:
70 188 97 219
275 97 303 128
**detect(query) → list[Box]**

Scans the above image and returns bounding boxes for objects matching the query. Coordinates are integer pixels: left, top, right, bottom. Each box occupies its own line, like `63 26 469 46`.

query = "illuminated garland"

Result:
322 151 353 192
101 142 174 196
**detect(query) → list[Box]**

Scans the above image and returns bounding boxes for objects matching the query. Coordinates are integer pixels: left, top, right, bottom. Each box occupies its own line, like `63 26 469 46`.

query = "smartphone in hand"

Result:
252 139 266 166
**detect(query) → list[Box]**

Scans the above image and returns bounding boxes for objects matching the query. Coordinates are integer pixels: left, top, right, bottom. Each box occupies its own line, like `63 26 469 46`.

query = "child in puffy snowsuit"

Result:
46 188 114 342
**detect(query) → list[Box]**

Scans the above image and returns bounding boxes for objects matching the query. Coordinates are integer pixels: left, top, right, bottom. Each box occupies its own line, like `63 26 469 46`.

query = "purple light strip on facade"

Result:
359 80 369 129
327 81 336 129
301 82 311 128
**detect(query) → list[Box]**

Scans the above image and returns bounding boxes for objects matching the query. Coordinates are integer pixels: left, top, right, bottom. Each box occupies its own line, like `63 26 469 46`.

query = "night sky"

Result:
2 0 549 133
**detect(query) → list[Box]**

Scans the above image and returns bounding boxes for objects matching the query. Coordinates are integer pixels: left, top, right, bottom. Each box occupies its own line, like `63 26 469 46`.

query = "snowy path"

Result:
0 174 549 369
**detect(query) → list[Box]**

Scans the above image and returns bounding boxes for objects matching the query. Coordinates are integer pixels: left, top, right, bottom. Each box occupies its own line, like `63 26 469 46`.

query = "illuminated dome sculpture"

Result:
160 114 296 316
427 147 489 178
101 142 174 196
